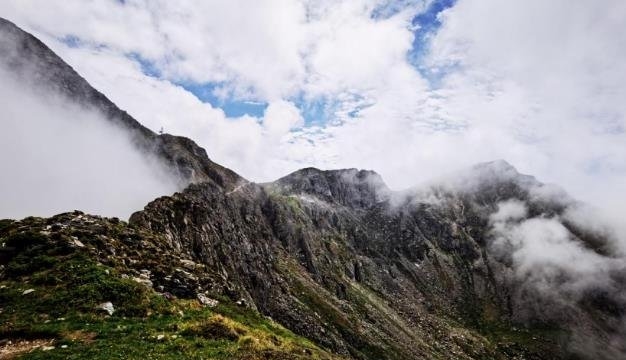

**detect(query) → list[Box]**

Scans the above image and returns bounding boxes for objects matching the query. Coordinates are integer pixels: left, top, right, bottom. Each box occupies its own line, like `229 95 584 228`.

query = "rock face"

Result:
1 17 625 360
268 168 390 209
128 163 626 359
0 17 242 190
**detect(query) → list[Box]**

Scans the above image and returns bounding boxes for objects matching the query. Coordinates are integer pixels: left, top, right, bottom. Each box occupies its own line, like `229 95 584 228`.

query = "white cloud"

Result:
563 203 626 256
489 199 527 223
0 66 179 219
488 201 622 298
0 0 428 102
0 0 434 183
0 0 624 221
263 100 304 137
424 0 626 209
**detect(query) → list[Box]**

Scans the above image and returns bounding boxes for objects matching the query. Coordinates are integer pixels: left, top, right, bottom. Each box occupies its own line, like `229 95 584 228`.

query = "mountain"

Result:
1 18 625 360
0 17 241 190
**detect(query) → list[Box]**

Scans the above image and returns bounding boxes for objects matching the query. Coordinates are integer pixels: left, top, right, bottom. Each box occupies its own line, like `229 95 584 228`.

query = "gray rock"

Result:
96 302 115 316
196 293 219 307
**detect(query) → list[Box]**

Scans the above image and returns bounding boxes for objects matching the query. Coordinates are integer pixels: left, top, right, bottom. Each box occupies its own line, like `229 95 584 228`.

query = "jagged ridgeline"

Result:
1 17 625 360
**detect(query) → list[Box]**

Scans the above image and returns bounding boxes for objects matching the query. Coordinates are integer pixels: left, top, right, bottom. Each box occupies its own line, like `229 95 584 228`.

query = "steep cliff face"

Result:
0 17 242 189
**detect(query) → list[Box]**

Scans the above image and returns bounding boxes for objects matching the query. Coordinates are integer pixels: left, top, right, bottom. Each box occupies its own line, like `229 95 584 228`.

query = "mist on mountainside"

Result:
0 64 180 219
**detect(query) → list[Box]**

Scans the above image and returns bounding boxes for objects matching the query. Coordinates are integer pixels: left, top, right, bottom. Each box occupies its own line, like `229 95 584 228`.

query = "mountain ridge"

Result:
0 16 243 190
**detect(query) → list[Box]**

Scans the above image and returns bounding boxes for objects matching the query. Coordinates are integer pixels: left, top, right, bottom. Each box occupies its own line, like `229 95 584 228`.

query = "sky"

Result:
1 0 625 215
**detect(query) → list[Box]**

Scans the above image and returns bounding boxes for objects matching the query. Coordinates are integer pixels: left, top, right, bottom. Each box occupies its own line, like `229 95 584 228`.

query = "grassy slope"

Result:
0 211 566 360
0 217 341 360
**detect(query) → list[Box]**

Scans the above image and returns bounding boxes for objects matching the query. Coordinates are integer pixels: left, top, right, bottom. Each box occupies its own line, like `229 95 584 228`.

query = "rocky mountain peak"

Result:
472 158 517 172
469 159 536 184
268 167 390 209
407 159 544 206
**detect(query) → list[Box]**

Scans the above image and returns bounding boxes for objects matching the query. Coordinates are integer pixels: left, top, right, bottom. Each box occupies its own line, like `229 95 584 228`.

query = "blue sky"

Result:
180 82 268 118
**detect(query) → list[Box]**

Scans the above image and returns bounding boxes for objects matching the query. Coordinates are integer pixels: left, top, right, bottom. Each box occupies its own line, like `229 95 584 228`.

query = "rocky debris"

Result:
180 259 203 270
161 292 176 301
174 268 198 282
71 237 85 248
197 293 219 307
96 302 115 316
132 276 153 288
0 212 219 302
0 338 55 358
133 269 153 288
21 289 35 295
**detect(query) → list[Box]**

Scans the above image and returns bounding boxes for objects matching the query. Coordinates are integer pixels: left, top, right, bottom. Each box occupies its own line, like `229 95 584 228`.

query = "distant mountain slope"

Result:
0 17 242 190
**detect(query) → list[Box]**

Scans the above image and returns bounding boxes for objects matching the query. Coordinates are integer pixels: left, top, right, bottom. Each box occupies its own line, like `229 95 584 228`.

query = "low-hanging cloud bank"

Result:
394 161 626 358
489 200 623 297
488 198 626 359
0 66 180 219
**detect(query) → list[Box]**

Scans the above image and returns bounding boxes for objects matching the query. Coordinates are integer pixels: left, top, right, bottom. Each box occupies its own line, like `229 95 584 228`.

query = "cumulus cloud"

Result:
0 65 179 219
0 0 432 181
0 0 427 102
424 0 626 210
0 0 624 224
263 100 305 138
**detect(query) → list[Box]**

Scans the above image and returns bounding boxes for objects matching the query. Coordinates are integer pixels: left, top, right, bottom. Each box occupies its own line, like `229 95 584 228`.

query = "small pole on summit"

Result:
159 126 164 135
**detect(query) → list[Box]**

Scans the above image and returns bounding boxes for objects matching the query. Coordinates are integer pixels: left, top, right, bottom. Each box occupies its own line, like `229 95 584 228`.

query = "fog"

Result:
0 66 180 219
489 200 622 297
396 160 626 357
487 198 626 359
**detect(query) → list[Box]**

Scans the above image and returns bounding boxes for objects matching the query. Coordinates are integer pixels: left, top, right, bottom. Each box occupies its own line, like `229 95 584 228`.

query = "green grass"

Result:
0 224 341 360
468 313 566 360
5 307 335 360
281 259 395 360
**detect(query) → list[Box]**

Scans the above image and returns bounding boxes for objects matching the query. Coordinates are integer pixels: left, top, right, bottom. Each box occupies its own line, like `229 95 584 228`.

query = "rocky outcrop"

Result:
125 161 626 359
268 168 390 209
